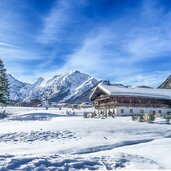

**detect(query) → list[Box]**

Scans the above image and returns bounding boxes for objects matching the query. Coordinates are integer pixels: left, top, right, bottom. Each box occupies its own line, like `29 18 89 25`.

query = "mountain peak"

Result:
8 71 98 103
7 74 29 100
69 70 82 75
158 75 171 89
36 77 44 83
73 70 80 74
7 74 17 81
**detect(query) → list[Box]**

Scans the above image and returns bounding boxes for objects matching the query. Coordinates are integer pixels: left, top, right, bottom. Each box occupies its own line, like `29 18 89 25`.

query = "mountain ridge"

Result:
7 70 99 103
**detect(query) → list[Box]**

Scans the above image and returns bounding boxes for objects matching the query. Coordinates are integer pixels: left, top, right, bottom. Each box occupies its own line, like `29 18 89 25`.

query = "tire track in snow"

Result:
74 138 154 154
0 130 77 143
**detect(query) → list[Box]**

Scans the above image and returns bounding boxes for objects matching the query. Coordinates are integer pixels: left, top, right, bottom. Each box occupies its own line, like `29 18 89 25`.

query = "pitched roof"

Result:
90 83 171 100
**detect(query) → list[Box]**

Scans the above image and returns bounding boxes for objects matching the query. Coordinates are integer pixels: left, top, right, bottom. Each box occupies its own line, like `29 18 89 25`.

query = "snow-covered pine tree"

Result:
0 59 9 105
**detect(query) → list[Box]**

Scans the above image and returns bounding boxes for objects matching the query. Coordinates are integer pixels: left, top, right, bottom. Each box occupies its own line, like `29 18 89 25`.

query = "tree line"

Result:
0 59 9 105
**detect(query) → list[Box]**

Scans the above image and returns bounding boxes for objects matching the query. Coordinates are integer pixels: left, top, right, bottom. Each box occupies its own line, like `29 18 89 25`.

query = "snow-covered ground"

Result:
0 107 170 170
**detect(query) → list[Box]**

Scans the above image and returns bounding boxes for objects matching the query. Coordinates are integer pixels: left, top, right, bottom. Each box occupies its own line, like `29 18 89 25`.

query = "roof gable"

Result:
89 86 109 101
90 83 171 100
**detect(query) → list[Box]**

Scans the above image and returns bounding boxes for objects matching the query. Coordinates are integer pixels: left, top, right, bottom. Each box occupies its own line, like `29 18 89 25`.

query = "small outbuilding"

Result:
80 102 93 108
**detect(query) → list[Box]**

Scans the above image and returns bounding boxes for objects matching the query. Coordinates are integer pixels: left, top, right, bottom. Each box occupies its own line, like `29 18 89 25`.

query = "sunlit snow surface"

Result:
0 107 170 170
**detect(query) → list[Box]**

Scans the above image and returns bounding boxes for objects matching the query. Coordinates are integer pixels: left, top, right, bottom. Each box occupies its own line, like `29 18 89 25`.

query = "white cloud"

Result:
46 27 140 80
124 0 171 60
1 0 171 87
126 27 171 60
0 42 16 48
46 0 171 86
0 45 42 62
121 71 171 87
0 1 44 62
37 0 72 44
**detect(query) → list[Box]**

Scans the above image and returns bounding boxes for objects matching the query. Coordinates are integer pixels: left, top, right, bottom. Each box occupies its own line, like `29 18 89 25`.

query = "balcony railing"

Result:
94 102 171 109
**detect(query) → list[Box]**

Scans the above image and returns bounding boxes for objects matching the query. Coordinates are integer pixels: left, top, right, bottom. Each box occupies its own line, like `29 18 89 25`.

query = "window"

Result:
130 109 133 113
121 109 124 113
140 109 144 114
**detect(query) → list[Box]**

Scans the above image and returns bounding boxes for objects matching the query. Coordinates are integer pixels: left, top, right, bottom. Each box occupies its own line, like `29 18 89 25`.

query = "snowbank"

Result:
0 107 170 170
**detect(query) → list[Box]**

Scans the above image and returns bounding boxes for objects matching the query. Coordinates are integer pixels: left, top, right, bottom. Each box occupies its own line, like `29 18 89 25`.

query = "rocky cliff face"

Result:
158 75 171 89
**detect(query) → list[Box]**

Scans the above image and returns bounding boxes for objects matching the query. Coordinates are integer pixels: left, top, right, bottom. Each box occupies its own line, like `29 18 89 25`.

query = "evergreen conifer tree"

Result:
0 59 9 105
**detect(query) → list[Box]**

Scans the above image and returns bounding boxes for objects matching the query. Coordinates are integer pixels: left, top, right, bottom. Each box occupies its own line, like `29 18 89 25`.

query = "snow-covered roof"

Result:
90 83 171 100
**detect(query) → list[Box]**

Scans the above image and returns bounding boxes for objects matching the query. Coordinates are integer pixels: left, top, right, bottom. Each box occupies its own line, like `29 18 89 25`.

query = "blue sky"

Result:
1 0 171 87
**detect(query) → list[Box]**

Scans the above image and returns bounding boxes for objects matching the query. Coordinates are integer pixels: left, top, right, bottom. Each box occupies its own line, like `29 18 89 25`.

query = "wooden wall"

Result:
94 95 171 109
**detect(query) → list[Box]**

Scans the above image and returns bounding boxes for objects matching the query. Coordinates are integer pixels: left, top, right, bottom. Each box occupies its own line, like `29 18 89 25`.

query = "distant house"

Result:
80 102 93 108
42 99 50 109
90 82 171 116
16 99 42 107
56 103 80 109
51 102 58 107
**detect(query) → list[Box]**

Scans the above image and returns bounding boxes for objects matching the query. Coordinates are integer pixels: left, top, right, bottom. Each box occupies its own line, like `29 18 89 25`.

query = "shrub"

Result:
138 115 144 122
166 118 170 124
83 112 89 118
147 114 155 123
132 115 139 121
83 112 98 118
164 113 171 124
0 110 8 119
111 113 115 118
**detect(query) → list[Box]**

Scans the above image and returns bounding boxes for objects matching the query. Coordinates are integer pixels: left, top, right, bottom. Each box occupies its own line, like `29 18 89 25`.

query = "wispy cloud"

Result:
0 42 16 48
121 71 171 87
0 46 43 62
0 0 53 78
37 0 73 44
46 0 171 86
1 0 171 86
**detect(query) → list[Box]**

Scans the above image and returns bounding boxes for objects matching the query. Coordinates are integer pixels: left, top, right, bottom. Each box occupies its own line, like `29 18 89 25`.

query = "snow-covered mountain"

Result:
158 75 171 89
7 74 30 100
8 71 99 103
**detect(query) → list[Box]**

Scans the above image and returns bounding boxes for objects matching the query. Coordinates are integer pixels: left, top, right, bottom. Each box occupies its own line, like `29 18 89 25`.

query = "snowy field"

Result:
0 107 170 170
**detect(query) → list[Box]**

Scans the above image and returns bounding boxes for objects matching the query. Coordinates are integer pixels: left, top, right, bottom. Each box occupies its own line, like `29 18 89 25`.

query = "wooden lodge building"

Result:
90 82 171 116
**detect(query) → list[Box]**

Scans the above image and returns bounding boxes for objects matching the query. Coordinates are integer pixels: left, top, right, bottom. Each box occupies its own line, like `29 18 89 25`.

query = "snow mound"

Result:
0 107 170 170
